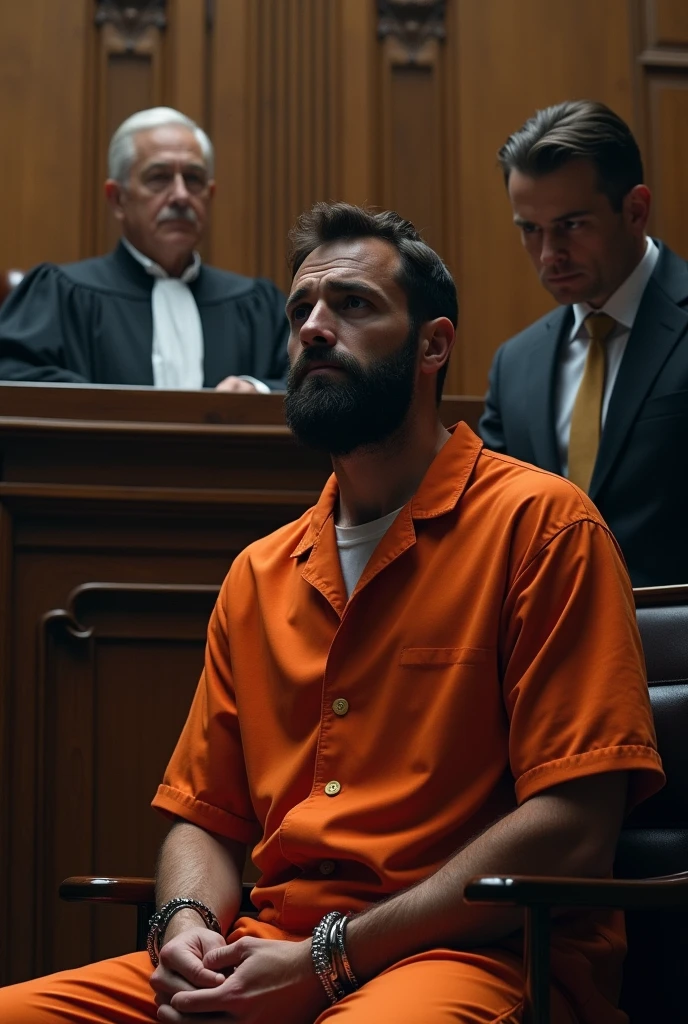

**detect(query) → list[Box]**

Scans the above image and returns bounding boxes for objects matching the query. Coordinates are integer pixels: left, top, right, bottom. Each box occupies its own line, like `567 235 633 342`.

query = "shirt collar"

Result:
570 236 659 337
290 421 483 558
121 236 201 284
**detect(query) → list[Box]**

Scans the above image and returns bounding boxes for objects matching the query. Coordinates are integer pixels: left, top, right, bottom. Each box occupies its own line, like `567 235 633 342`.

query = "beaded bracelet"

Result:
311 910 359 1004
147 897 222 967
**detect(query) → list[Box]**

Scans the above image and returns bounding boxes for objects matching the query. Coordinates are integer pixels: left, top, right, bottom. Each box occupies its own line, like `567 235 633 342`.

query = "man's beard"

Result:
284 328 418 456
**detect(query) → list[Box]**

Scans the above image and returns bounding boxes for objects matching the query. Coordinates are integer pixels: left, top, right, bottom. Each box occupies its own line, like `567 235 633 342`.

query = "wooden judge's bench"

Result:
0 384 482 984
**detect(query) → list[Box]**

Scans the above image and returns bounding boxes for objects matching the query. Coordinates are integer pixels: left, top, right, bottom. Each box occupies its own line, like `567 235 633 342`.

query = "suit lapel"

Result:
526 307 570 473
590 246 688 498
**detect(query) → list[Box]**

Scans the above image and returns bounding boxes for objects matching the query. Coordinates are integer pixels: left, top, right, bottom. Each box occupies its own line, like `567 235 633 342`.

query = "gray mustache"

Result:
157 206 198 225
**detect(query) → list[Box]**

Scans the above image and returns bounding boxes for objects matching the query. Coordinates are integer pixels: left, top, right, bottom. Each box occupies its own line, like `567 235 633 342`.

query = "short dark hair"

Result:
288 202 458 401
498 100 644 211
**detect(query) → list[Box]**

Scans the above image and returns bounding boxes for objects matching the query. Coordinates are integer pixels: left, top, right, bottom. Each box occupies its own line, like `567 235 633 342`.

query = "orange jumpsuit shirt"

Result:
153 422 664 1022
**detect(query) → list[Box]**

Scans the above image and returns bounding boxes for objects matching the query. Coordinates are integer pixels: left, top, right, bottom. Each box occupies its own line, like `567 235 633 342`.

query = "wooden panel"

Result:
378 3 447 254
95 20 166 255
37 584 217 972
208 0 376 286
165 0 208 124
0 0 89 269
452 0 636 395
645 75 688 257
645 0 688 47
386 67 442 241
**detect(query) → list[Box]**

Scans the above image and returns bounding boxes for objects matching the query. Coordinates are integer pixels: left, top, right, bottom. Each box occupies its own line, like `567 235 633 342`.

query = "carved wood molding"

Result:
94 0 167 42
377 0 446 61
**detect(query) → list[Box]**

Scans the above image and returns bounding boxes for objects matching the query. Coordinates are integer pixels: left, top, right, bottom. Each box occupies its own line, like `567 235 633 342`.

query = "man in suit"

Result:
479 100 688 587
0 107 288 391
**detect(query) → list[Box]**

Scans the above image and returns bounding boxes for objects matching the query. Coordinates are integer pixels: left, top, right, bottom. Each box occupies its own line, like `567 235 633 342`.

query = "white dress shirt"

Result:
555 237 659 475
122 239 269 392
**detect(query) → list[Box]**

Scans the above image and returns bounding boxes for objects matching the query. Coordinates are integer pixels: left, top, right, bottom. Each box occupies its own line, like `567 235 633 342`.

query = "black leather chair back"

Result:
616 586 688 1021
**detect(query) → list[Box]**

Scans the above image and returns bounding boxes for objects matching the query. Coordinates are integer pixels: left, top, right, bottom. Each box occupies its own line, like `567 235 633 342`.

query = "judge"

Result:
0 108 288 391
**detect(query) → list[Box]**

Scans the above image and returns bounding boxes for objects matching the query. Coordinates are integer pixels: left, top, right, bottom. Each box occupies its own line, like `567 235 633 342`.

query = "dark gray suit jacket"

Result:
479 242 688 586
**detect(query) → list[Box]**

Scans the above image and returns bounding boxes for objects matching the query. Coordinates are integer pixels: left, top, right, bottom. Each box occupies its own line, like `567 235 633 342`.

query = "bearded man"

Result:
0 203 662 1024
0 107 288 392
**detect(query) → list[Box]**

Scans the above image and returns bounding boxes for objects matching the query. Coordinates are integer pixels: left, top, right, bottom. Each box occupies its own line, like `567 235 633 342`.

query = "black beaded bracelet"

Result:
147 897 222 967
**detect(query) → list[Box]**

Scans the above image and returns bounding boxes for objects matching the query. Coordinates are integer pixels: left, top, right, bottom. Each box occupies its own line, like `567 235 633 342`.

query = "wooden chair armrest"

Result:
59 876 156 905
464 872 688 1024
59 875 258 916
463 871 688 910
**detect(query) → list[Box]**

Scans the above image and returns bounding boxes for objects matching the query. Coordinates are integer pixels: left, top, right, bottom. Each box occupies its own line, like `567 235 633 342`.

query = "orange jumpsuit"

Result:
0 423 664 1023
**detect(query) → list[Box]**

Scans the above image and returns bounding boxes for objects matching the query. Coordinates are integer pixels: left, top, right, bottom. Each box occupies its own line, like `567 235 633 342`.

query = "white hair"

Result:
107 107 214 183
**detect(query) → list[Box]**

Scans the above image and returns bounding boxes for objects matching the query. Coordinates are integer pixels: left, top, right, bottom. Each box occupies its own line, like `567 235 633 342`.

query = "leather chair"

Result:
61 584 688 1020
0 269 24 306
466 583 688 1023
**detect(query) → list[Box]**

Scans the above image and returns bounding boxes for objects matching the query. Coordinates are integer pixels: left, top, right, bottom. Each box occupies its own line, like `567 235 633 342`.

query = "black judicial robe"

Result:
0 242 289 389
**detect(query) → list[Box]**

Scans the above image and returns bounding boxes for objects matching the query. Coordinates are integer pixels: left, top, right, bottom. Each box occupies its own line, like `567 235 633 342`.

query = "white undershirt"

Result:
555 237 659 475
335 507 403 598
122 239 269 392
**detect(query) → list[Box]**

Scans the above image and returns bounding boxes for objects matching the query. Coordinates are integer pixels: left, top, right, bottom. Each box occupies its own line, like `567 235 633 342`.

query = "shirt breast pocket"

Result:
400 647 492 667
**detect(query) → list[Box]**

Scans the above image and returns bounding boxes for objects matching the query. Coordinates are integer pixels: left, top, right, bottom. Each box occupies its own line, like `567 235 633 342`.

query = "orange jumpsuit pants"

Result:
0 945 578 1023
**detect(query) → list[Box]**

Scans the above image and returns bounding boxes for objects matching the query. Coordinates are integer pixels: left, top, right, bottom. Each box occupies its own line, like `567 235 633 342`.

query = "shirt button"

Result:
332 698 349 716
319 859 336 875
324 780 341 796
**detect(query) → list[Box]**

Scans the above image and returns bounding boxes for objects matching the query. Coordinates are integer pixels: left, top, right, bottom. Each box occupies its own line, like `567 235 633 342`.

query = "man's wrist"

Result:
147 897 222 964
161 908 213 946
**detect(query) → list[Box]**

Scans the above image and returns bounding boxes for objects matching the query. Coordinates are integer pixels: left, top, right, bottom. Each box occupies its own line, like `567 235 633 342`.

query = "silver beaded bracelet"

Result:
311 910 359 1004
147 897 222 967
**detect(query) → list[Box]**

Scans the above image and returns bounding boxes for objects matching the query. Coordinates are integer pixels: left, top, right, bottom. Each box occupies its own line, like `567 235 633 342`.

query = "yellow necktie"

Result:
567 312 616 492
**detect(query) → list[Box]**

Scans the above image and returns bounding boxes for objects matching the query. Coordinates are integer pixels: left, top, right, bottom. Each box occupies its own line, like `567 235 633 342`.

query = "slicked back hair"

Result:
498 100 644 211
288 202 458 402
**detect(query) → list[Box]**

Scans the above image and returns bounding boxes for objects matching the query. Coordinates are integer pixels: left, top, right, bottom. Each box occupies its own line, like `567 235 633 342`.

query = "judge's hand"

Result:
158 936 329 1023
149 925 227 1013
215 376 259 393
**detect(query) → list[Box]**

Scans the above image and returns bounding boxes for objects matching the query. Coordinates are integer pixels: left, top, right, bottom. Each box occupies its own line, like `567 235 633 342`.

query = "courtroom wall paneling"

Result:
92 4 167 256
208 0 377 287
637 0 688 260
5 1 688 395
0 0 90 269
644 0 688 46
36 584 218 973
450 0 636 395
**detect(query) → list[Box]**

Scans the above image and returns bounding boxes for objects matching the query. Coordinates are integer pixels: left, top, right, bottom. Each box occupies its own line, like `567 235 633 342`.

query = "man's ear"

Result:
104 179 125 222
419 317 455 379
625 184 651 236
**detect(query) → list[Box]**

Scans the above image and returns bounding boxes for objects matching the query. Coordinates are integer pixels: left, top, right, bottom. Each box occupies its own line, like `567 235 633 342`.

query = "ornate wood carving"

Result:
94 0 167 45
377 0 446 62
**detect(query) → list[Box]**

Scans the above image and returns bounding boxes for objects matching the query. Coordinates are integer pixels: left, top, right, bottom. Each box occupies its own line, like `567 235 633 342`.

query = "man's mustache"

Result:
289 348 358 388
157 205 198 225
